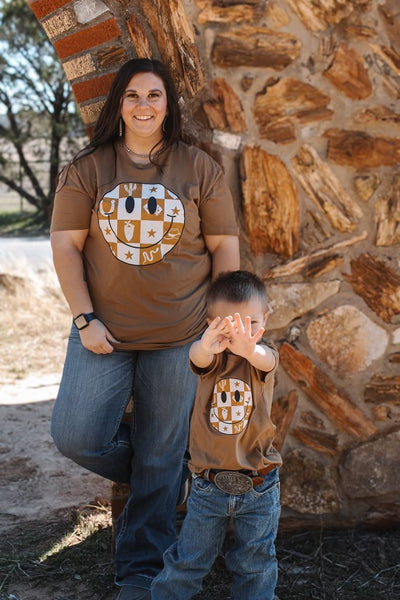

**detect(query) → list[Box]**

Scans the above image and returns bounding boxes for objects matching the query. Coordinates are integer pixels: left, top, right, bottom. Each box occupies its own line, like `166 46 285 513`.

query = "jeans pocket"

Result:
192 475 214 496
251 467 280 499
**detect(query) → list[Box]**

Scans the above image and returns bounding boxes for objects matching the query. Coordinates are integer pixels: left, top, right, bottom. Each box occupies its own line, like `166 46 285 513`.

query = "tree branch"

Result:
1 91 47 205
0 173 40 208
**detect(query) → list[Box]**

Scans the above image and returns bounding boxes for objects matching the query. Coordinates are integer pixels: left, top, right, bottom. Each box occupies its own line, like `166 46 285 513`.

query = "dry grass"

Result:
2 509 400 600
0 268 70 384
195 526 400 600
275 527 400 599
0 503 116 600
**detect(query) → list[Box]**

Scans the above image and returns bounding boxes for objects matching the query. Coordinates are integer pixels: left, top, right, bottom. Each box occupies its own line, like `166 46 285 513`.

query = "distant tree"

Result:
0 0 84 218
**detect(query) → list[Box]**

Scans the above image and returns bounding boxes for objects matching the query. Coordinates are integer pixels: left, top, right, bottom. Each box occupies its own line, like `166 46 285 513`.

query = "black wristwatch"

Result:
73 312 97 330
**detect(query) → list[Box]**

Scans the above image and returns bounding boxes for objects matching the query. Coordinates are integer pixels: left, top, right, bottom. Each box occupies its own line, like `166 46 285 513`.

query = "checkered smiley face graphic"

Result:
210 378 253 435
98 182 184 265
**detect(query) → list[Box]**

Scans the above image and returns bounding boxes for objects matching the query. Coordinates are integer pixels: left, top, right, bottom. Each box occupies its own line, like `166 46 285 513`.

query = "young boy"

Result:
151 270 281 600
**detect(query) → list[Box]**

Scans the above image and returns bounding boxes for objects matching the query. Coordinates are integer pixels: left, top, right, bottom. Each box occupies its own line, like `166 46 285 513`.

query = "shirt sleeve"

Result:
189 353 223 377
50 154 97 232
190 355 216 376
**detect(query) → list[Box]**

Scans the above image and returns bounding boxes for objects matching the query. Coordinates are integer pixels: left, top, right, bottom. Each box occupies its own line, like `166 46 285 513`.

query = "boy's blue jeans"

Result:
151 467 281 600
51 326 197 590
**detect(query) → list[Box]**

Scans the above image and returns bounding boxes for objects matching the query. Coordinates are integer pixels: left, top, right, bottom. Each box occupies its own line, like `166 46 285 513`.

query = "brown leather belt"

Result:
197 464 276 494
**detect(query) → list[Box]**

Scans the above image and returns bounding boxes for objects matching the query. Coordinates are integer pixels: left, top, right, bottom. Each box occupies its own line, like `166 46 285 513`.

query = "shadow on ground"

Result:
1 506 399 600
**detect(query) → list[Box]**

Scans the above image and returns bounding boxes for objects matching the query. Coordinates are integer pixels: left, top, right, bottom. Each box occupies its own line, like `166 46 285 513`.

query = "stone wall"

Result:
27 0 400 530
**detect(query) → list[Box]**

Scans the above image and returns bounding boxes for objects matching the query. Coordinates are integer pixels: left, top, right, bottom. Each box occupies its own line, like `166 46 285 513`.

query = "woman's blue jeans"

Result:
51 326 197 590
151 467 281 600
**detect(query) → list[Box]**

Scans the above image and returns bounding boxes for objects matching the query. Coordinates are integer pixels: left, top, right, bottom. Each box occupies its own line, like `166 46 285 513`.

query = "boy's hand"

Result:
224 313 264 360
189 317 231 369
200 316 231 355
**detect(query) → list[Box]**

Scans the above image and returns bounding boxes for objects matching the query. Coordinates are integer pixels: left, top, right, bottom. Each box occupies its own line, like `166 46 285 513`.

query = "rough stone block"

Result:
63 54 96 81
79 100 106 125
42 9 77 39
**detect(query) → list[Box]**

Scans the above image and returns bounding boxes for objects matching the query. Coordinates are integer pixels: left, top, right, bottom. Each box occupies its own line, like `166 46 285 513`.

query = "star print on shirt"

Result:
209 377 253 435
98 181 185 265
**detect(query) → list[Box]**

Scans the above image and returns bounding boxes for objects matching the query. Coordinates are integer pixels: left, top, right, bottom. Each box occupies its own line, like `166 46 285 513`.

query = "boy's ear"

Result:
263 311 269 325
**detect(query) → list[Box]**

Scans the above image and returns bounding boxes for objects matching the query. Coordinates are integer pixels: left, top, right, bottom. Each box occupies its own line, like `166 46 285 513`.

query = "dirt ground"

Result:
0 251 115 599
1 243 400 600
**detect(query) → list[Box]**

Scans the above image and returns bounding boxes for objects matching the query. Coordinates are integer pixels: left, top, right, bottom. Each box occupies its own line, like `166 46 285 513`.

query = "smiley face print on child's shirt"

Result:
210 378 253 435
98 182 184 265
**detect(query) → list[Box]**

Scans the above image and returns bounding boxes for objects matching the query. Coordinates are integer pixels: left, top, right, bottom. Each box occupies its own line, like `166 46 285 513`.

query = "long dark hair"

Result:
79 58 183 166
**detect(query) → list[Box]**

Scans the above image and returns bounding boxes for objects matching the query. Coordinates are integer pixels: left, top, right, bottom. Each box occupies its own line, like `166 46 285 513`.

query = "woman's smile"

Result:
121 71 168 150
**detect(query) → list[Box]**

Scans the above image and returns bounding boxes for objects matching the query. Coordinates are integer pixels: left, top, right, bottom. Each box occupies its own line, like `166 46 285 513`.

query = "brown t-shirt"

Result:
188 345 282 473
51 141 239 349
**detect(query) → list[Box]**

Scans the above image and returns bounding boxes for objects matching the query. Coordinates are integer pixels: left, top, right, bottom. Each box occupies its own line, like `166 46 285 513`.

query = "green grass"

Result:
0 211 49 237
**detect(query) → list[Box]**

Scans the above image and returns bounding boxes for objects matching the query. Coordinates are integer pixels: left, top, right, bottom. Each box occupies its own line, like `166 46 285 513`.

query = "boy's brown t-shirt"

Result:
51 142 239 349
188 346 282 473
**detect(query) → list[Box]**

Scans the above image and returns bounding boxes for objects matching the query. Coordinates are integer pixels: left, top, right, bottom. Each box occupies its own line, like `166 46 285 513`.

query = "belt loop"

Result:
204 469 211 482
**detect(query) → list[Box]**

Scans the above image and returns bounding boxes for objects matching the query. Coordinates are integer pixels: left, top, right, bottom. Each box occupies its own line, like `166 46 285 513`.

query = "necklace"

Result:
121 140 150 158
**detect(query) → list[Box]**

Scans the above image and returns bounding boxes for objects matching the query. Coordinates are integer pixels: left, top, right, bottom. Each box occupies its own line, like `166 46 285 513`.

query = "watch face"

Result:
74 314 88 329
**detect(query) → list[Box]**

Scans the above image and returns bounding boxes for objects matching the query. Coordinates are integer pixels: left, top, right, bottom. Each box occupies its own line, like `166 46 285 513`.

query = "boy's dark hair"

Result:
206 270 267 310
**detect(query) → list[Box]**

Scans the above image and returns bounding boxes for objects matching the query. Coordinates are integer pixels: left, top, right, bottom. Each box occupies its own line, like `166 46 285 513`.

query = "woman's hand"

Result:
78 319 119 354
51 230 117 354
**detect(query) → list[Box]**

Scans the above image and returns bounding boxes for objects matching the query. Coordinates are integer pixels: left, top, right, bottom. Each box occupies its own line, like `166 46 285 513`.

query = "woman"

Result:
50 58 239 600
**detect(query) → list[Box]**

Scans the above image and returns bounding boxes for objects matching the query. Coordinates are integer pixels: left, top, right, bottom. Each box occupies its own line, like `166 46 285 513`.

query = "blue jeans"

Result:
51 326 197 589
151 467 281 600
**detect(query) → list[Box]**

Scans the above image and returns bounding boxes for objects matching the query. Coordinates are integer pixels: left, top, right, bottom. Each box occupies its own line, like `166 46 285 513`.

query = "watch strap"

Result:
73 312 97 330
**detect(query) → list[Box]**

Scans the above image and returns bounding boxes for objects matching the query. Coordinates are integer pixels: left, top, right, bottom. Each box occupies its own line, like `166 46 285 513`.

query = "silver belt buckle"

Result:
214 471 253 495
